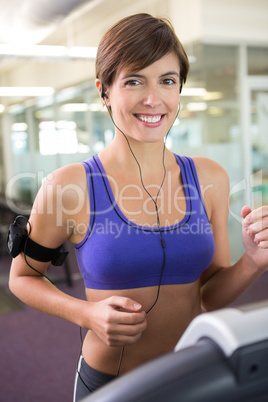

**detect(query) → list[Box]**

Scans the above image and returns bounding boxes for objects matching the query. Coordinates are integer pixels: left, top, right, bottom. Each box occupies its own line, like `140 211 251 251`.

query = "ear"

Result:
95 79 102 97
95 79 110 105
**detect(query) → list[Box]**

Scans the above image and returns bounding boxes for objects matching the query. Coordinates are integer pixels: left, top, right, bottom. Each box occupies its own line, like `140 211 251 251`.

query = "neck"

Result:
105 132 170 175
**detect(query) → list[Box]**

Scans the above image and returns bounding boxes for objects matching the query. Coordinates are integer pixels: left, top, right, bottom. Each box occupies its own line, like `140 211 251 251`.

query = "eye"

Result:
125 79 141 87
162 78 176 85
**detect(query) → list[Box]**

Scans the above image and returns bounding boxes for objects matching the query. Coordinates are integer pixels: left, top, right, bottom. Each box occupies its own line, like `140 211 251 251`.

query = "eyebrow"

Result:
160 71 180 78
121 71 180 80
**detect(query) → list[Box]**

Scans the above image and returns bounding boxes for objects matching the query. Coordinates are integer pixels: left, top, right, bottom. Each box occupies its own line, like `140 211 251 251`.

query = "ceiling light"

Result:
56 120 76 130
181 88 207 97
0 87 54 97
61 103 89 112
0 44 97 60
186 102 208 111
204 92 223 101
60 103 105 112
0 44 66 57
208 107 225 116
88 104 105 112
11 122 28 131
67 47 97 59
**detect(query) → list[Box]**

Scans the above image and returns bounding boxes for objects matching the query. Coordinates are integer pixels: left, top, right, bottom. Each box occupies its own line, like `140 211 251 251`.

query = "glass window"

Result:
32 86 114 174
248 46 268 76
10 111 29 155
7 108 33 204
250 90 268 208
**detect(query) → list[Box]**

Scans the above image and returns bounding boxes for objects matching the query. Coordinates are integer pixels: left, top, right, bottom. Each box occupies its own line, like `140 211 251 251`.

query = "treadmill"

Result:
83 301 268 402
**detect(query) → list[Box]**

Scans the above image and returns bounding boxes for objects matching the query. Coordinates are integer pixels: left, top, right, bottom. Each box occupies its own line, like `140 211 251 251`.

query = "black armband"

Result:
6 216 68 266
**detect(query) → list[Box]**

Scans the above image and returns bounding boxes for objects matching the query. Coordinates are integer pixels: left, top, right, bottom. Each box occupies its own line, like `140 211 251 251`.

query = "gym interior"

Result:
0 1 267 401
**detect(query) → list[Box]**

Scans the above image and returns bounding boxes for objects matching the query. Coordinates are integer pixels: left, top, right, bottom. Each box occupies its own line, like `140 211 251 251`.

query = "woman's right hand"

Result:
86 296 147 347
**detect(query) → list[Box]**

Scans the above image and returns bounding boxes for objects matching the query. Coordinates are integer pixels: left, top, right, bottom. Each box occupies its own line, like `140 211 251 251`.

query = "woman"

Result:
9 13 268 401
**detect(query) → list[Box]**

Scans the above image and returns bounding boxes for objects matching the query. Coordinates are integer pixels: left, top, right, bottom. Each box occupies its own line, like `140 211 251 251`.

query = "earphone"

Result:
100 83 108 99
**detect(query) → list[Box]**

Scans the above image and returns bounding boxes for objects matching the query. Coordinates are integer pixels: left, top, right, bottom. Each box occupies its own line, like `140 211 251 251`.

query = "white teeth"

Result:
138 115 162 123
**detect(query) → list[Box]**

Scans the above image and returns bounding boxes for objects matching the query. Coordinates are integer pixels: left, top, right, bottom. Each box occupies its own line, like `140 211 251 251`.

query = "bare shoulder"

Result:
30 163 88 246
39 163 88 203
43 163 87 187
191 156 229 188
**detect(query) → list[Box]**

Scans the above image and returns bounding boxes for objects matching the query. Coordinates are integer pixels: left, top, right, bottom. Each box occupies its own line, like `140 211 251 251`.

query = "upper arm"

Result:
192 157 231 285
10 163 88 278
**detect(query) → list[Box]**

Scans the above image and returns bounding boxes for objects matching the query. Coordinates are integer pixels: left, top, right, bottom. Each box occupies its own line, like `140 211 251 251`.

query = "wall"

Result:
202 0 268 44
170 0 268 45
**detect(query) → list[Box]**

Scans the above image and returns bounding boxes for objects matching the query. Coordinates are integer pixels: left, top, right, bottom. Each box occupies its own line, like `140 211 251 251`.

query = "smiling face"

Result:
101 52 181 144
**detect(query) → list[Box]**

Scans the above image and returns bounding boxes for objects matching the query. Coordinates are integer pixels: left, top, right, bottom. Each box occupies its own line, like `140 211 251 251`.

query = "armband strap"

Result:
6 216 68 266
22 237 68 266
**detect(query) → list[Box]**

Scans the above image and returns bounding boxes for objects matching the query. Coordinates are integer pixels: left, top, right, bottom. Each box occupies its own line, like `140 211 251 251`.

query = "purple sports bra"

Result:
74 154 215 290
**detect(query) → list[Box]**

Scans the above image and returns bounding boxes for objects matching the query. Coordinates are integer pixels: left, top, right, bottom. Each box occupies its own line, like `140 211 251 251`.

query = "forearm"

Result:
9 273 89 328
201 253 265 311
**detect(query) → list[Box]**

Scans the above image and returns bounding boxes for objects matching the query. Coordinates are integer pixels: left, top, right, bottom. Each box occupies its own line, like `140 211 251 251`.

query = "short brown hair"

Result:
96 13 189 91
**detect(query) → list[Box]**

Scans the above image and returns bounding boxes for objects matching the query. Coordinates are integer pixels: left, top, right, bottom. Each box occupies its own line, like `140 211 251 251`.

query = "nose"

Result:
142 85 162 108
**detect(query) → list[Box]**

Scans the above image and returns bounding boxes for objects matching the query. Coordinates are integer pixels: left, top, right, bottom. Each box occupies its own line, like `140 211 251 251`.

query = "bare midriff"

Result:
82 281 202 376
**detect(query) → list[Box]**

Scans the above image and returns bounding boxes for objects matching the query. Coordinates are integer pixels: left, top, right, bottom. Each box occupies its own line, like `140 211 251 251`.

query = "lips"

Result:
135 114 164 124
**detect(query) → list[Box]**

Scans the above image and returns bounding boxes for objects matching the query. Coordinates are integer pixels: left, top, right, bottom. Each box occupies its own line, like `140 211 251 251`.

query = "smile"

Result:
135 115 163 123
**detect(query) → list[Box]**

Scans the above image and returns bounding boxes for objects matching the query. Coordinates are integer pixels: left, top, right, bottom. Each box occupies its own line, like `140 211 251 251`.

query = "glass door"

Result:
250 88 268 209
244 77 268 208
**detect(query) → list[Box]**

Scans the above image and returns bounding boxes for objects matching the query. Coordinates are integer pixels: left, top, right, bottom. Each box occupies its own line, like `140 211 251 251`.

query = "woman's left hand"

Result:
242 205 268 271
